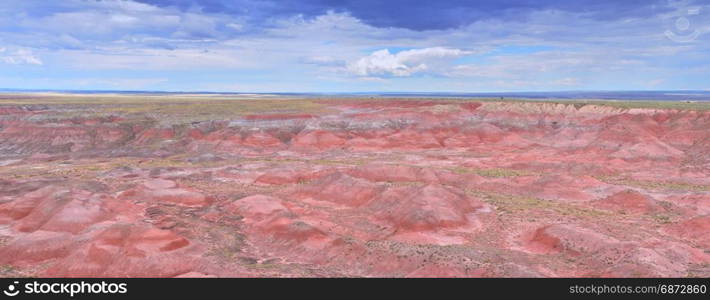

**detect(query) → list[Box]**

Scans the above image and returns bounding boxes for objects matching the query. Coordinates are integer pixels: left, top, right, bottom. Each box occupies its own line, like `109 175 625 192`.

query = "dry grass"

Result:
2 93 708 114
469 190 610 218
455 97 710 111
243 157 370 166
324 96 710 111
451 167 536 178
0 93 329 125
566 99 710 111
594 175 710 192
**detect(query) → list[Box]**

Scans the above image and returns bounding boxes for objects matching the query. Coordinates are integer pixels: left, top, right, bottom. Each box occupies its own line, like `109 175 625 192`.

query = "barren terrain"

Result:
0 94 708 277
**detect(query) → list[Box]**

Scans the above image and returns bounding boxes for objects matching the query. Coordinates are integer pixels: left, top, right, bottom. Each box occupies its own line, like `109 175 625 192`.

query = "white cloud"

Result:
0 48 42 65
347 47 472 77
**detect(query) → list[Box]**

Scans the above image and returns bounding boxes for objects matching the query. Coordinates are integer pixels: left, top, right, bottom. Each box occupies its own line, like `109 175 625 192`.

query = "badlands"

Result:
0 94 708 277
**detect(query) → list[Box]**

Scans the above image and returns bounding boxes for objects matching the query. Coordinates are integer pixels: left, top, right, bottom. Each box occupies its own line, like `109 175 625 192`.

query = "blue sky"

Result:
0 0 709 92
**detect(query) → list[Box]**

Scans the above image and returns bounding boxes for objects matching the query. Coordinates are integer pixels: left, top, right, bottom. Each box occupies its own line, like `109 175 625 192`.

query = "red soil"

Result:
594 190 663 214
0 98 708 277
665 216 710 249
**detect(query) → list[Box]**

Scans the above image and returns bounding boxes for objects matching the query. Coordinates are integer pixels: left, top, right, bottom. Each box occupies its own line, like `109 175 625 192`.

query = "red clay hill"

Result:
0 95 708 277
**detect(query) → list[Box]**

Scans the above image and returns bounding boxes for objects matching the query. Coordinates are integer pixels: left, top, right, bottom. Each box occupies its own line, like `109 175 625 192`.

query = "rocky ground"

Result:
0 94 708 277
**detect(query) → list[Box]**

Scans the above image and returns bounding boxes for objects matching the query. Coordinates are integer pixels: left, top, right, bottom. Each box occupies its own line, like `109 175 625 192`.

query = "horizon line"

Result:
2 88 710 95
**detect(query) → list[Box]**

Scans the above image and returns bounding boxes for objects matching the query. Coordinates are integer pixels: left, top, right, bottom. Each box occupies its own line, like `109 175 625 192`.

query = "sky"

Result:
0 0 709 93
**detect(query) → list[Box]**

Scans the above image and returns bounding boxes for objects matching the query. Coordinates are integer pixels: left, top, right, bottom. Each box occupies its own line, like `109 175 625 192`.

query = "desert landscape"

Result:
0 93 707 278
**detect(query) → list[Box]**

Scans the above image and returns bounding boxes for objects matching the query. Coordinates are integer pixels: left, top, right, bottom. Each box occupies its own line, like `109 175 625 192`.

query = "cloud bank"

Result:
0 0 708 92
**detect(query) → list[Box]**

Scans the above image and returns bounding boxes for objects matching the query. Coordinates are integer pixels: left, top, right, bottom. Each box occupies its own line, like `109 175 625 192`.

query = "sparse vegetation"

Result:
451 167 536 178
205 228 247 262
650 214 673 224
0 94 329 125
594 175 710 192
469 190 610 218
452 97 710 111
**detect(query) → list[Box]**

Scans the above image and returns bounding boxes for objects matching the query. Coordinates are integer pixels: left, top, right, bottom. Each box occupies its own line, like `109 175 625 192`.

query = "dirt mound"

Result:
120 180 211 208
526 224 616 255
224 194 290 220
134 128 175 144
369 185 479 231
291 172 384 207
0 231 75 265
594 190 663 214
348 164 421 182
0 122 131 154
525 175 602 202
0 186 113 234
525 224 705 276
291 130 347 151
43 224 197 277
241 131 284 148
665 216 710 249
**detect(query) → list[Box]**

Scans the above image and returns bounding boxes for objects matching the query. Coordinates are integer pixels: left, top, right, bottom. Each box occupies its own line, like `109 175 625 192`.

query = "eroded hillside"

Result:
0 95 708 277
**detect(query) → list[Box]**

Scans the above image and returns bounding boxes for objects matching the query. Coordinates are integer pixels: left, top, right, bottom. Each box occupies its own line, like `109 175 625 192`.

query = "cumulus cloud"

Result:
347 47 472 77
0 48 43 65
